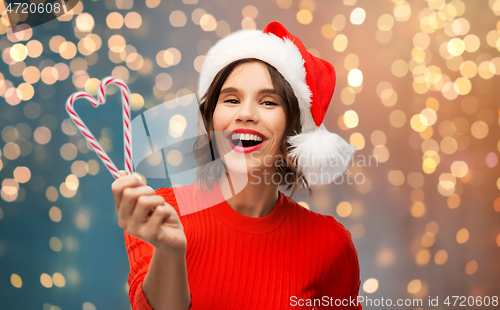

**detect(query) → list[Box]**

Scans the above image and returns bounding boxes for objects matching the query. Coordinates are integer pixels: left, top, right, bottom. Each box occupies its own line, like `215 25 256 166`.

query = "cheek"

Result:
270 110 287 139
212 106 225 131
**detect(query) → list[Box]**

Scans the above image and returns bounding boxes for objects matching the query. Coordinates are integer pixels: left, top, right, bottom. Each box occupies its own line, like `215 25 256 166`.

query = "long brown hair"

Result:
188 58 312 198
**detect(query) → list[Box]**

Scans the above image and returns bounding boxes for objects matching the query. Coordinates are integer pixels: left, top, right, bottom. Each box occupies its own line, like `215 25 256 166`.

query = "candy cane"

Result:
66 77 132 179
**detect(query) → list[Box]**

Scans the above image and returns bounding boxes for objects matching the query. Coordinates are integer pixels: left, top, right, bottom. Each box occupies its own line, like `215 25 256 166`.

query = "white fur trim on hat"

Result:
288 124 357 185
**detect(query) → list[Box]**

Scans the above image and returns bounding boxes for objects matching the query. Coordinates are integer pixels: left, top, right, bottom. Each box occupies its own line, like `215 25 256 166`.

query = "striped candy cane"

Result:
66 77 132 179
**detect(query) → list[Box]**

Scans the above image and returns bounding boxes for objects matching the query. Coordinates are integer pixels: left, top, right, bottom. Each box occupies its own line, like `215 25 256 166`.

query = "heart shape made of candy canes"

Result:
66 76 132 179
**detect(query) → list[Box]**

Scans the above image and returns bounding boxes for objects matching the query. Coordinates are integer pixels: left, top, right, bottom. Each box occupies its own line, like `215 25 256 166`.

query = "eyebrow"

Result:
220 87 276 95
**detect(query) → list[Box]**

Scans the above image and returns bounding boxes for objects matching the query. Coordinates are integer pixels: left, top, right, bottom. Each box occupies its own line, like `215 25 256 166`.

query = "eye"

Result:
223 99 239 104
261 101 278 106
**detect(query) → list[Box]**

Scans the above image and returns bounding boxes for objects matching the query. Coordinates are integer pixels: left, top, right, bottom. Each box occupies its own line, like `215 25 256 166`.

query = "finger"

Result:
129 195 167 233
112 174 148 211
118 186 156 226
143 204 173 241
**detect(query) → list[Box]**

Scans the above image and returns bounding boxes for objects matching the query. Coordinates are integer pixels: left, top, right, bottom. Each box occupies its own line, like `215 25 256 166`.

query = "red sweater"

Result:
124 180 362 309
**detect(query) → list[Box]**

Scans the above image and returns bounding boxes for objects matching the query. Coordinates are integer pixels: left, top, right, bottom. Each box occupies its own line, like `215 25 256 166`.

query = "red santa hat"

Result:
198 21 357 185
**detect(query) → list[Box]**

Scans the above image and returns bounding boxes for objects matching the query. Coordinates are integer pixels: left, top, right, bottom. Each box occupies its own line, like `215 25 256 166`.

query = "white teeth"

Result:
231 133 264 141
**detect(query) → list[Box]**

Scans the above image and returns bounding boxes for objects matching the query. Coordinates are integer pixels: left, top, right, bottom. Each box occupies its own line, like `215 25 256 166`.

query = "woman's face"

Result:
213 61 287 177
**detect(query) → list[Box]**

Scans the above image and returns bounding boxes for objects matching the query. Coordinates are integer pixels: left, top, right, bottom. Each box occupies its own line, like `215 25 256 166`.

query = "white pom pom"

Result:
288 124 357 185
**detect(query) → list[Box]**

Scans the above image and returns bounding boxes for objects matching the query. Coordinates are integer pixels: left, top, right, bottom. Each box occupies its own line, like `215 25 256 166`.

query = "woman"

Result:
112 22 361 310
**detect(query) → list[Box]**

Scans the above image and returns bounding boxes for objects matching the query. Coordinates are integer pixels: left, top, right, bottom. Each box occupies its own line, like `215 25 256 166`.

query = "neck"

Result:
219 171 279 218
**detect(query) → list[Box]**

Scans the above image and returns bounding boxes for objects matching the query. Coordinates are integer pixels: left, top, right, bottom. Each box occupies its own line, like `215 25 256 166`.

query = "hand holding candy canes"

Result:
66 76 133 179
66 76 186 254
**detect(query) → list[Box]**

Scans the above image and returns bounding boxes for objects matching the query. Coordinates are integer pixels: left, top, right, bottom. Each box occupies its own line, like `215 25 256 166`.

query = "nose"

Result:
234 99 259 123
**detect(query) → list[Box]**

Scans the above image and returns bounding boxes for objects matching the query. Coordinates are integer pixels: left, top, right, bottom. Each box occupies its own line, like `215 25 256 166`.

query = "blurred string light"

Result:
362 278 379 294
350 7 366 25
321 0 498 291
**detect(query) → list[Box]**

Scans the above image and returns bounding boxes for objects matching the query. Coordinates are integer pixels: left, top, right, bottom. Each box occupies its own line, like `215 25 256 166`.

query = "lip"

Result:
228 129 267 153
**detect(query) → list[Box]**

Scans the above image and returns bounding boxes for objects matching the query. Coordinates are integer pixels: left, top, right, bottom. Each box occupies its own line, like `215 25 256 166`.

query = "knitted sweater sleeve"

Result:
316 217 362 309
123 187 192 310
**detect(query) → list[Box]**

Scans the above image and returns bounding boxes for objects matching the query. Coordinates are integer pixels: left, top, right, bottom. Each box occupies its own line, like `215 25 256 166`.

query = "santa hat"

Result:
198 21 357 185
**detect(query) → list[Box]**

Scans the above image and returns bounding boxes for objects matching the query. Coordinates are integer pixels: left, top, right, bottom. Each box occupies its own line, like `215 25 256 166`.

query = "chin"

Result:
221 151 249 173
220 160 250 193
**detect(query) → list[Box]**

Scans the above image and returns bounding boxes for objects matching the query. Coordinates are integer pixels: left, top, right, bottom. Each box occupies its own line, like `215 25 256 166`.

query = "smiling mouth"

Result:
230 133 265 148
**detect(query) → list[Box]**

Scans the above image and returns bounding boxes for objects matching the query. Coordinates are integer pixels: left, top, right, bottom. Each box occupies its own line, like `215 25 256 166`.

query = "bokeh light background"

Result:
1 0 500 309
